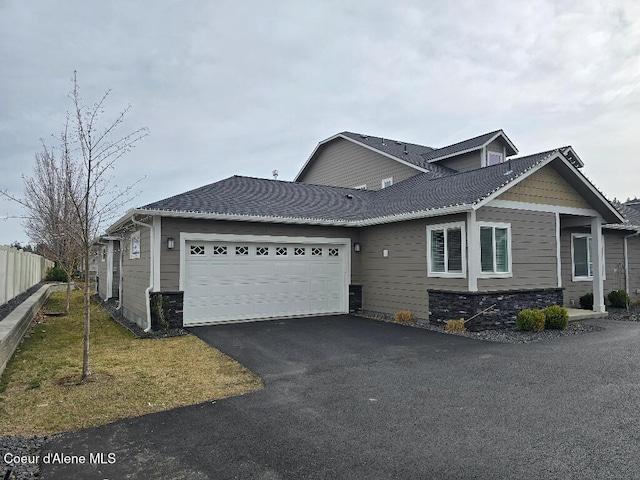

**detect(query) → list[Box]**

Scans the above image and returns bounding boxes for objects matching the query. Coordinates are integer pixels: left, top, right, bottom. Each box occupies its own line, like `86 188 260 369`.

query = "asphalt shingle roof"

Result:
339 131 434 170
420 130 504 162
616 202 640 228
140 149 559 223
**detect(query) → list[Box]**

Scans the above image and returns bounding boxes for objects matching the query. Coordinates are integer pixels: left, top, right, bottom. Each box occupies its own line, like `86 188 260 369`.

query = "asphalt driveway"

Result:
39 315 640 479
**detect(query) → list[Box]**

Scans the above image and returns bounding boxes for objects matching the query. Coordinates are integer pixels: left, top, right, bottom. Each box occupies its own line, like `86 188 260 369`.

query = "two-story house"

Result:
95 130 640 331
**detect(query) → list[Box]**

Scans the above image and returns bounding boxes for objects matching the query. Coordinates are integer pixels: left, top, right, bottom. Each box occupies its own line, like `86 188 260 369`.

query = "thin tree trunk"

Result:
82 249 91 379
66 278 71 314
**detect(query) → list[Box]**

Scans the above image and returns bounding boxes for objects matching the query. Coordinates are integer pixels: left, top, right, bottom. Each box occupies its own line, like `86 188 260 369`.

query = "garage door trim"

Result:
179 232 352 319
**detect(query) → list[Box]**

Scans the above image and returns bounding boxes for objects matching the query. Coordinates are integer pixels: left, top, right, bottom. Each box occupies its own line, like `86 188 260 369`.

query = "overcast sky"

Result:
1 0 639 245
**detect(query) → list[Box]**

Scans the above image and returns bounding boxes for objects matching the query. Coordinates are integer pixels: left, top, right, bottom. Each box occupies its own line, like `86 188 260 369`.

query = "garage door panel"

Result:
184 239 347 325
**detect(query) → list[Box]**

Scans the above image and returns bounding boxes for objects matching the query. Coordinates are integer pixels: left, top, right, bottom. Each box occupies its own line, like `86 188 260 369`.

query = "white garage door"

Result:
183 237 348 325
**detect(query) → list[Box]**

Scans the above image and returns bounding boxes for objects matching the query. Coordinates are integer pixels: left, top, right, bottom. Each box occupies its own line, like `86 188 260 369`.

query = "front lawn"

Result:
0 290 262 436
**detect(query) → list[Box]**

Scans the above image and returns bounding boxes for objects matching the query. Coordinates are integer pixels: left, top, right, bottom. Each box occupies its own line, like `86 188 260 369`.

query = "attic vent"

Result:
395 141 402 145
360 134 369 139
403 144 408 154
345 194 354 199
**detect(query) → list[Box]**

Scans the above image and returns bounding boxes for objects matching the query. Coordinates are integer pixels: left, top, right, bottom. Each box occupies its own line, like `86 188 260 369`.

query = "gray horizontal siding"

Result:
299 138 419 190
435 151 481 172
96 246 108 299
160 218 361 291
476 207 558 291
359 215 468 320
629 236 640 300
121 228 151 328
561 228 637 307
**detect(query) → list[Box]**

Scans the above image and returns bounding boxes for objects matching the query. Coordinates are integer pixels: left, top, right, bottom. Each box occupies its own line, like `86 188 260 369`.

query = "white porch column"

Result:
467 210 479 292
591 216 605 313
106 240 114 299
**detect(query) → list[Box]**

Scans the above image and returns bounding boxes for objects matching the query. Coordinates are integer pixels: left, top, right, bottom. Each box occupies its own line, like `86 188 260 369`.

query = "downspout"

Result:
131 215 154 332
624 230 640 296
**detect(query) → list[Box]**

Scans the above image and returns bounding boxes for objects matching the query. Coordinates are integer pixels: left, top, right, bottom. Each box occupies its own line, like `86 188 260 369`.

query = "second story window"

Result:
487 151 503 166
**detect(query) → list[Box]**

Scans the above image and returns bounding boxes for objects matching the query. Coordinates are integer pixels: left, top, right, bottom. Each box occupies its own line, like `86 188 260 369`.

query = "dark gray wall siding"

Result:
359 215 468 320
160 218 361 291
97 245 108 299
298 138 419 190
629 236 640 300
436 151 481 172
476 207 558 291
121 228 151 328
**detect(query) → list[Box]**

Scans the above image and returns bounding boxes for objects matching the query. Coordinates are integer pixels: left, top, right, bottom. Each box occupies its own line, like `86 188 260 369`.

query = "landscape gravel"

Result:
0 283 45 322
0 435 55 479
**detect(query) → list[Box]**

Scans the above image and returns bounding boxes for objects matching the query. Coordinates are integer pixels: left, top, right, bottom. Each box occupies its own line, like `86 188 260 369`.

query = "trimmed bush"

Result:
45 266 68 282
516 308 545 332
444 319 466 332
394 310 415 324
544 305 568 330
579 292 593 310
607 290 629 308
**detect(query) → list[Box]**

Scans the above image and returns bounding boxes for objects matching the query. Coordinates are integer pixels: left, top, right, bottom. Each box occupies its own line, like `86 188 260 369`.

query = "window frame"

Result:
381 177 393 189
484 151 504 167
571 233 606 282
130 230 141 260
426 221 467 278
478 222 512 278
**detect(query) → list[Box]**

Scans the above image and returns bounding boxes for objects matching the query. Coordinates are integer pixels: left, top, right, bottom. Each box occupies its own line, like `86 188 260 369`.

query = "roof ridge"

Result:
427 129 503 153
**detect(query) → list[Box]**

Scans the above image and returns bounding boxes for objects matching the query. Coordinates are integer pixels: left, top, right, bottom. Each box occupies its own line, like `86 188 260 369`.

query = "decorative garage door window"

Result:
235 246 248 256
276 247 287 256
190 245 205 255
294 247 305 256
213 246 227 255
256 246 269 256
312 247 322 256
329 248 339 257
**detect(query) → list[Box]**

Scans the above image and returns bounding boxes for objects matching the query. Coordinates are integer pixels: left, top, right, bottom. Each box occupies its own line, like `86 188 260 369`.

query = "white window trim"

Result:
354 184 367 190
130 230 141 260
101 247 106 262
478 222 513 278
381 177 393 189
571 233 606 282
426 221 467 278
483 151 504 167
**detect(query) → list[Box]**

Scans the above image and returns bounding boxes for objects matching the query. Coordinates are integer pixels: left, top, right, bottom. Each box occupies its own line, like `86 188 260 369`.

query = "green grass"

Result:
0 290 262 436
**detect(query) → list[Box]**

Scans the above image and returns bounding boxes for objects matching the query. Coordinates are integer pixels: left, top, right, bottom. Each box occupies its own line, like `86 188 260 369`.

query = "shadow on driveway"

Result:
39 315 640 479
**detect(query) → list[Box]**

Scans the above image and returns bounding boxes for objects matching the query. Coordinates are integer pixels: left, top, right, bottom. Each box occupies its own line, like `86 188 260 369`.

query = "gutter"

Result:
624 230 640 297
130 215 154 333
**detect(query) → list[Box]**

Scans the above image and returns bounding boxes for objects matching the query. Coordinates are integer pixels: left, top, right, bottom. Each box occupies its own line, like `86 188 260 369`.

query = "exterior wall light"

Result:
167 237 175 250
354 242 361 252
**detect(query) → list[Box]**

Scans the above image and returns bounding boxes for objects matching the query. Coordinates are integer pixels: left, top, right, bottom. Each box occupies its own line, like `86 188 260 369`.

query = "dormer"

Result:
422 130 518 173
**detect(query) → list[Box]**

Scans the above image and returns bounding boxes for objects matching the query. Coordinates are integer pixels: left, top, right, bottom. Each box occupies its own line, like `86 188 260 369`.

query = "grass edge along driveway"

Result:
0 290 262 436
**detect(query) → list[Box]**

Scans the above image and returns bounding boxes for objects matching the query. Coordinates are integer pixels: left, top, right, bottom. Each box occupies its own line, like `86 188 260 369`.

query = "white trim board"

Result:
487 199 599 217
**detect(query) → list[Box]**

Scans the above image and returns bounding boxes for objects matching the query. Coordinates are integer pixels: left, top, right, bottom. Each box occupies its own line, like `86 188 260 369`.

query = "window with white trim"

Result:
486 151 503 166
130 231 141 259
381 177 393 189
479 223 511 275
101 247 106 262
427 222 466 278
571 234 606 281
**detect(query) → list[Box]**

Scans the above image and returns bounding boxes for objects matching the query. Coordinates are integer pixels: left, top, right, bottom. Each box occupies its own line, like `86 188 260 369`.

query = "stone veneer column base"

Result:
428 288 564 331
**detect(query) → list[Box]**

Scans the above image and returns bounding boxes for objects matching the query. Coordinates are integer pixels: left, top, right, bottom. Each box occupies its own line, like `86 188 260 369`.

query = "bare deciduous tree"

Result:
66 72 148 380
2 71 148 381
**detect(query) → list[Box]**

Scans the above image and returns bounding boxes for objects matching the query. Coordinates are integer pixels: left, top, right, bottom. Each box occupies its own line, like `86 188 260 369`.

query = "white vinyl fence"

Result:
0 246 54 307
